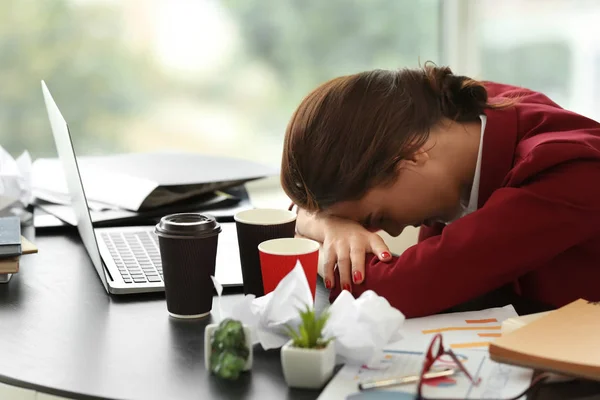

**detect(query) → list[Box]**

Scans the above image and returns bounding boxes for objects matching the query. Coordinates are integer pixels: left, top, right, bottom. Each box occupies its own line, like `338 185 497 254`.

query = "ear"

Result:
397 146 430 169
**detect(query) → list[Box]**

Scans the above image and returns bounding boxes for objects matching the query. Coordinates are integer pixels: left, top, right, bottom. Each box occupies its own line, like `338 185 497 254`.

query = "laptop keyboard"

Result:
100 231 163 284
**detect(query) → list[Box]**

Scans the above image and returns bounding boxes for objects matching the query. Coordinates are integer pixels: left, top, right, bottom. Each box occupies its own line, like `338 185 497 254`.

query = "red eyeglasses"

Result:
416 333 552 400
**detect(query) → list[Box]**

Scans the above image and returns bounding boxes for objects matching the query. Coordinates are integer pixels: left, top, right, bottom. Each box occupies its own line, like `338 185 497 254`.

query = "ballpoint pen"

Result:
358 368 457 391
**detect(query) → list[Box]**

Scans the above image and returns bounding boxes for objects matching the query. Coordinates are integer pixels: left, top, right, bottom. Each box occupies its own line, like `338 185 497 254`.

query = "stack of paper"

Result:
32 152 276 227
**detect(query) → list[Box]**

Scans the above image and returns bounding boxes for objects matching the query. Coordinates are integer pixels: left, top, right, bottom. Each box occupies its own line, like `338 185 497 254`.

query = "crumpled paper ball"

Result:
216 261 406 366
323 289 405 366
0 146 32 212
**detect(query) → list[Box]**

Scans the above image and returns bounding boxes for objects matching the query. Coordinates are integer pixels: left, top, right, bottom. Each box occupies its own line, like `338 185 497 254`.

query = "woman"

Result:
280 64 600 317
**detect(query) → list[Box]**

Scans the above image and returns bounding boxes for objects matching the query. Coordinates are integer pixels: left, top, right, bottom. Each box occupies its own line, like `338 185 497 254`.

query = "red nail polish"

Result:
343 283 351 292
325 279 332 289
353 270 363 283
381 251 391 259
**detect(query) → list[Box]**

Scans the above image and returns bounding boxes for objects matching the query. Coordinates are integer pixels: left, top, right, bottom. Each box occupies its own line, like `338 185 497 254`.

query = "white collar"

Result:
447 114 486 224
466 114 487 213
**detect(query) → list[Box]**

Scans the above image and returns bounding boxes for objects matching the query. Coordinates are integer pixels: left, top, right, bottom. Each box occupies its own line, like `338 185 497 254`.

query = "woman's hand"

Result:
320 216 392 291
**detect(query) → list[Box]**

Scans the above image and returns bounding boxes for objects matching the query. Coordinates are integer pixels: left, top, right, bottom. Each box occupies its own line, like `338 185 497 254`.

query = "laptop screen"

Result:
41 80 110 292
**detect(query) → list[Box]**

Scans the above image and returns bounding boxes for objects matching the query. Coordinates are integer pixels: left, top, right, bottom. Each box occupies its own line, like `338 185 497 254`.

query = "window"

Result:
475 0 600 122
0 0 441 167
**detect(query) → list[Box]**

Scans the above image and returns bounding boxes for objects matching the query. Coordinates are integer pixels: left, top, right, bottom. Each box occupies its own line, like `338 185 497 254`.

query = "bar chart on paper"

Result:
421 319 502 349
391 305 518 352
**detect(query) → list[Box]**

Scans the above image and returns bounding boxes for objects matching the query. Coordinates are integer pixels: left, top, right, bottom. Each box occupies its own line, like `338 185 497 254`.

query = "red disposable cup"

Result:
258 238 320 300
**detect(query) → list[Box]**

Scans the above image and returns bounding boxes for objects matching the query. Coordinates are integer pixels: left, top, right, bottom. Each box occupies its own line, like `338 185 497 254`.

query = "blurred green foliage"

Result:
0 0 439 160
0 0 164 158
219 0 440 137
223 0 439 101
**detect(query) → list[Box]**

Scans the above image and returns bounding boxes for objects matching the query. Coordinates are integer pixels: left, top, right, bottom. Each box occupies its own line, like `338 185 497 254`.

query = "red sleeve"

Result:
417 223 445 242
329 161 600 317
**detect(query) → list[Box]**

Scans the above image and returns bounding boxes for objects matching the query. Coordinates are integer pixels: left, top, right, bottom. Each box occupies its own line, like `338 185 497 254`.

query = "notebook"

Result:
489 299 600 381
0 257 19 274
0 216 21 257
0 237 38 275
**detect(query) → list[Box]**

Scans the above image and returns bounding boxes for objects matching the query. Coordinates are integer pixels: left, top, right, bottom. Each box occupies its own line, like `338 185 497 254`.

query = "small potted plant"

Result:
204 319 253 380
281 305 335 389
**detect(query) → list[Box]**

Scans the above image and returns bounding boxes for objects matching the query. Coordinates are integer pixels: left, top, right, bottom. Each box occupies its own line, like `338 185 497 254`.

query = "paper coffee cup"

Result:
258 237 320 299
155 213 221 319
234 208 296 297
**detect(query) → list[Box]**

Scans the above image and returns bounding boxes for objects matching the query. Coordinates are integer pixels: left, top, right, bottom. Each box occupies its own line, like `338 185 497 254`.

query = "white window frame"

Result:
439 0 481 77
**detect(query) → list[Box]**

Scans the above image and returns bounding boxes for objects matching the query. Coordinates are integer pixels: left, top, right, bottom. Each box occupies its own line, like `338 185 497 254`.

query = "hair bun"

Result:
424 64 488 121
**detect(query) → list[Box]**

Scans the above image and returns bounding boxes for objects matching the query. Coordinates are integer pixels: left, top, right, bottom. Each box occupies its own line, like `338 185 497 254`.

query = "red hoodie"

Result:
329 82 600 317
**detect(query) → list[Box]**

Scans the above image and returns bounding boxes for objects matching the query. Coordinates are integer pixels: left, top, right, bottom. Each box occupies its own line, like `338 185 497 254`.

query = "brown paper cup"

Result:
234 208 296 296
155 213 221 319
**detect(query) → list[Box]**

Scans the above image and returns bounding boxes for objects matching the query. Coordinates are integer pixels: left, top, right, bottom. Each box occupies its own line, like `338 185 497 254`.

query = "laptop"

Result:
41 80 244 294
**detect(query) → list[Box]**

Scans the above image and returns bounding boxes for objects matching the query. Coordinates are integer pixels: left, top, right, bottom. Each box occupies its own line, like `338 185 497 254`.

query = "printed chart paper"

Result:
318 305 534 399
391 305 519 352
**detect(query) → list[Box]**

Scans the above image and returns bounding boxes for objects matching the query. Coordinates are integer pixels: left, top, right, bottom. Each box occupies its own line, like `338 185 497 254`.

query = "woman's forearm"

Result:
296 208 328 243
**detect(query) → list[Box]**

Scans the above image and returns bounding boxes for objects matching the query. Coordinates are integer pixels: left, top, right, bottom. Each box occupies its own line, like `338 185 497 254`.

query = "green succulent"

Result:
210 319 249 380
284 305 333 349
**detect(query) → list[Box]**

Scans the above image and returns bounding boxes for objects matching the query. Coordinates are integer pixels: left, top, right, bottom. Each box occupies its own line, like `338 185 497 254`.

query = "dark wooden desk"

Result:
0 229 598 400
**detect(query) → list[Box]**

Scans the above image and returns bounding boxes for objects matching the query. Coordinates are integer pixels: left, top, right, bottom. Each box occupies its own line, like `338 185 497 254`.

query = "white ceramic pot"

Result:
204 323 253 372
280 339 336 389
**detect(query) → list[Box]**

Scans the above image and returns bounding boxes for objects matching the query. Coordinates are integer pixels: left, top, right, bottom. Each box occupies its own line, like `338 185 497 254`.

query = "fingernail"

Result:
381 251 391 259
353 270 363 283
325 279 332 289
343 283 351 292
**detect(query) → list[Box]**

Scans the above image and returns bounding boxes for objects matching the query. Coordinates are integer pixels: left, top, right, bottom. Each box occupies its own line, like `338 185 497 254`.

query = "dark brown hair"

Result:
281 63 510 213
